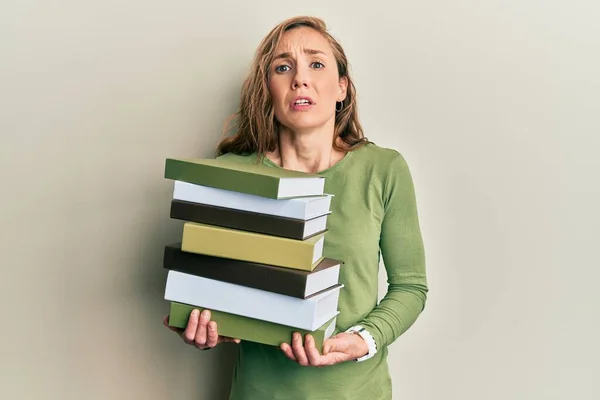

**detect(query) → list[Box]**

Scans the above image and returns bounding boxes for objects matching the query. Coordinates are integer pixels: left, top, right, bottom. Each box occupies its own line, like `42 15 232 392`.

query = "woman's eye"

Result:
311 62 324 69
275 65 290 73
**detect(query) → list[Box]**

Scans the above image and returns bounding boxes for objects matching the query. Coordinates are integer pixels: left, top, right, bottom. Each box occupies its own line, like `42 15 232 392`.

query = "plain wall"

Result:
1 1 598 399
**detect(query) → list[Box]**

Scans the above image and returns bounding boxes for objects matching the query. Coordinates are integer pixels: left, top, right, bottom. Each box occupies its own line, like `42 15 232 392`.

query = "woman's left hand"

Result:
280 331 369 367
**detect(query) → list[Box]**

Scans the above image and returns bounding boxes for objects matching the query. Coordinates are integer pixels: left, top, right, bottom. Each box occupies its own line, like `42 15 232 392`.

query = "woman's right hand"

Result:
163 309 241 350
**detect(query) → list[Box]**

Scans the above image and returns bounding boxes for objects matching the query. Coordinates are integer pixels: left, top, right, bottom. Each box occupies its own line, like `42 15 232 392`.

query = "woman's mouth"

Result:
290 97 314 111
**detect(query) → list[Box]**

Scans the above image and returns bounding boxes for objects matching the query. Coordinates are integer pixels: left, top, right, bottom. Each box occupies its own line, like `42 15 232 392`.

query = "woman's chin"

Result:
279 116 333 133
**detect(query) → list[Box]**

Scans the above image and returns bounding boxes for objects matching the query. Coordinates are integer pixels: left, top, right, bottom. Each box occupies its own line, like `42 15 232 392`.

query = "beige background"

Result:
1 1 599 399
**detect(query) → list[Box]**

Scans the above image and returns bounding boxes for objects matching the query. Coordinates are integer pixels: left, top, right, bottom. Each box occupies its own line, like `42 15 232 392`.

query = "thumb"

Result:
324 332 357 355
322 336 342 354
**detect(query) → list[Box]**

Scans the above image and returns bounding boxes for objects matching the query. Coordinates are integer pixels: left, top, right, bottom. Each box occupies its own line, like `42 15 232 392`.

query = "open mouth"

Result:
291 97 314 110
294 99 312 106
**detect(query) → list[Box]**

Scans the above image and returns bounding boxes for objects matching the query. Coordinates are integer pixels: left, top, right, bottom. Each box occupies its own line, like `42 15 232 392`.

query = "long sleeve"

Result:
357 152 428 349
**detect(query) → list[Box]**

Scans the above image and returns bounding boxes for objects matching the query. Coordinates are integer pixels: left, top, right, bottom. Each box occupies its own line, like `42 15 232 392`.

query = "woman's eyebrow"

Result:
273 48 327 60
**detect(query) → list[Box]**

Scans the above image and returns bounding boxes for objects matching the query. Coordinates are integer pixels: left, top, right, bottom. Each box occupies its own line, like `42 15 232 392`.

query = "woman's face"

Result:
268 27 347 134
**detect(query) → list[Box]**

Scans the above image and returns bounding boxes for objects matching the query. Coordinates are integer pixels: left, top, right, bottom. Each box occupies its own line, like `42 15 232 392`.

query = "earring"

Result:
336 101 344 112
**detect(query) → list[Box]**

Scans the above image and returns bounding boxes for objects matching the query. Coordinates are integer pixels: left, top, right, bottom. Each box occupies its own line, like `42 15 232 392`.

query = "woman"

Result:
164 16 428 400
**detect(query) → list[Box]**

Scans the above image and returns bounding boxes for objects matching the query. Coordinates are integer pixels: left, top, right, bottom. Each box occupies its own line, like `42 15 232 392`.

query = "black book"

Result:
163 243 342 299
170 199 329 240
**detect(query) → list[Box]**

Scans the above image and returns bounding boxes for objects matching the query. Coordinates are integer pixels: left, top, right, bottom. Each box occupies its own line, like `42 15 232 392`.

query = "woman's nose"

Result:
292 71 309 89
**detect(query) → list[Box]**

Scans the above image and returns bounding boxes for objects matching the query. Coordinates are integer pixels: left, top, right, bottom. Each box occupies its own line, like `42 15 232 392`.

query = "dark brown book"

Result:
169 199 329 240
163 243 342 299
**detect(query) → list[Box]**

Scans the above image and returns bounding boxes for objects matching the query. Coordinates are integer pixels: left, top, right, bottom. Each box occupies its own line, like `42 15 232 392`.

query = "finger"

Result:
194 309 211 347
220 336 241 344
304 334 323 366
205 321 219 348
280 342 296 361
291 332 309 366
182 309 200 344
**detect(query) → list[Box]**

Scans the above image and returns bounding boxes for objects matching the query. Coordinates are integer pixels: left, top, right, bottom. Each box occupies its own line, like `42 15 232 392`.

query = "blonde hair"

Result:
216 16 368 157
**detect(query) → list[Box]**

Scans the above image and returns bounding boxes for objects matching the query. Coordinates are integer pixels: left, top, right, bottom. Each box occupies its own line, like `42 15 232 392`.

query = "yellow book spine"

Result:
181 222 324 271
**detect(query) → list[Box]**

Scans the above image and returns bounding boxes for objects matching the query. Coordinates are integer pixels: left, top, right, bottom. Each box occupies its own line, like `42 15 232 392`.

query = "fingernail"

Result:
191 309 199 318
201 310 210 319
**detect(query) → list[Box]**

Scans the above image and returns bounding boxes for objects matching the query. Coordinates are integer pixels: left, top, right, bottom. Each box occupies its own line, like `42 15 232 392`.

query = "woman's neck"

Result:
273 127 345 174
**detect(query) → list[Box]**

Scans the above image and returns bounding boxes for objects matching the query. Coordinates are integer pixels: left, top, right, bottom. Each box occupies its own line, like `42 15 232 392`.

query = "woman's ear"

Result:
337 76 348 102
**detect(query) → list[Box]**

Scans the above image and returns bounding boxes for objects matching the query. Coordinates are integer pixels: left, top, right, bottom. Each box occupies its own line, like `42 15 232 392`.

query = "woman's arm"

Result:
280 151 428 366
357 152 429 349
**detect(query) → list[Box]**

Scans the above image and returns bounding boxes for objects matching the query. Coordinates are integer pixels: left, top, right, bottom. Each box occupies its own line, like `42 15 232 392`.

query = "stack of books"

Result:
162 157 344 350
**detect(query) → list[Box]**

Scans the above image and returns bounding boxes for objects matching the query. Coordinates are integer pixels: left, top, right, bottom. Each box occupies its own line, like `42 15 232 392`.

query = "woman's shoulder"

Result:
351 142 408 171
356 142 401 157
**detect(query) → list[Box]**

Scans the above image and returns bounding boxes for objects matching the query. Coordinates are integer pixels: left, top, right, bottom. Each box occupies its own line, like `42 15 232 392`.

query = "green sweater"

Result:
219 143 428 400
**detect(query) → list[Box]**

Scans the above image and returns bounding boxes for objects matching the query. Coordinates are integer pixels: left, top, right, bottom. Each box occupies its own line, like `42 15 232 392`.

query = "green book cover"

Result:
181 222 325 271
168 302 338 350
164 157 325 199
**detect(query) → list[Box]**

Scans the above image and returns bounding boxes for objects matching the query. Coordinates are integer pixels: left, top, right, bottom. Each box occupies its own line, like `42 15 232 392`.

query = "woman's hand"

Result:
163 309 240 350
280 331 369 367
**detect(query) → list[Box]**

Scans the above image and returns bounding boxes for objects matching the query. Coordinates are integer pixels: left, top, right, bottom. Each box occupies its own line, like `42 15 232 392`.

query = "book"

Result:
164 270 343 330
163 243 342 299
170 199 329 240
168 302 338 350
181 222 325 271
173 180 333 220
165 158 325 199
